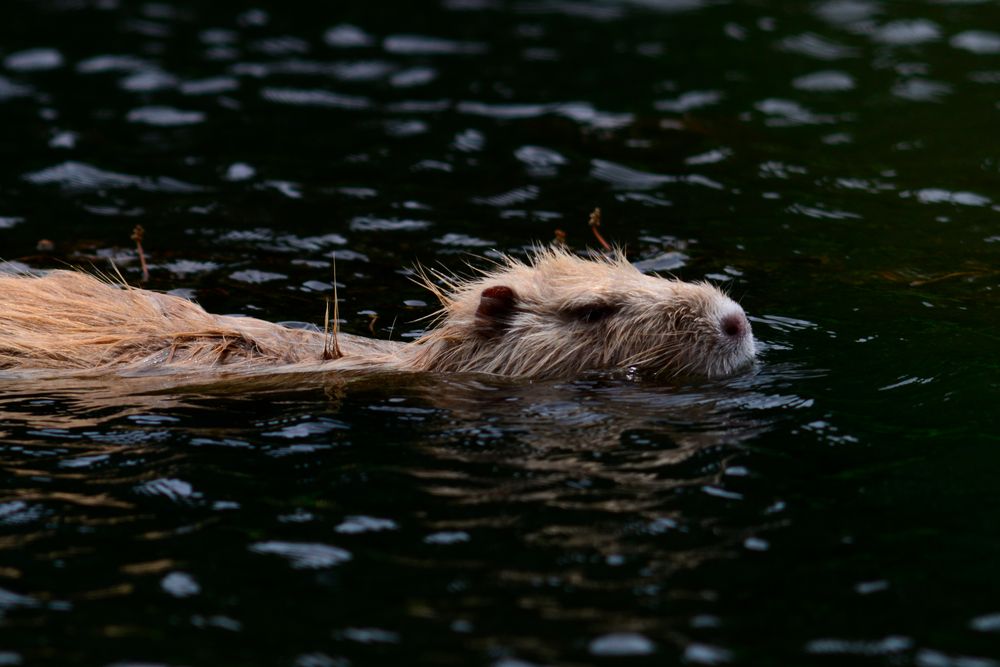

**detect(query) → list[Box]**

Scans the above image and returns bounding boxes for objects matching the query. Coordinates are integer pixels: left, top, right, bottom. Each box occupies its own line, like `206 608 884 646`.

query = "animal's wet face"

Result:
627 286 756 378
426 250 757 379
527 279 754 378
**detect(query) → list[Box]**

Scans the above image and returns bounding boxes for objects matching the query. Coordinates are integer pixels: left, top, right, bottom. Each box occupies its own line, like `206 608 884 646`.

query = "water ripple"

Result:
778 33 860 60
349 216 431 231
589 633 656 657
805 635 913 656
951 30 1000 55
260 86 373 109
654 90 723 112
127 106 206 126
3 48 63 72
76 54 151 73
792 70 855 92
120 69 178 92
335 516 398 534
591 159 722 191
250 541 352 569
180 76 240 95
23 161 205 193
0 76 32 99
907 188 990 207
472 185 540 207
873 19 941 45
233 59 394 81
383 34 488 55
457 100 633 129
754 98 842 126
135 478 198 503
324 24 376 48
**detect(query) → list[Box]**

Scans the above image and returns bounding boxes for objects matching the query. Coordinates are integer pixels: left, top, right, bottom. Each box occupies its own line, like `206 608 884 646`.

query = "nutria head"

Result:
408 247 756 379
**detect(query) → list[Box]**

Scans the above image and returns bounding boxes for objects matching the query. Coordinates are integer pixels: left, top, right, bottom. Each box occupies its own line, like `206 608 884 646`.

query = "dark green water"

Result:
1 0 999 665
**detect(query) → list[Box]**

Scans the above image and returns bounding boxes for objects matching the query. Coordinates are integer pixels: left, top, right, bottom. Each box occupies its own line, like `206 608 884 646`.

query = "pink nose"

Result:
720 312 749 339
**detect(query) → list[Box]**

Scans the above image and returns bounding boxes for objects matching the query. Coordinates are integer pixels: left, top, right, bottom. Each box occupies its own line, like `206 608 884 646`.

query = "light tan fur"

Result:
407 247 755 377
0 247 754 379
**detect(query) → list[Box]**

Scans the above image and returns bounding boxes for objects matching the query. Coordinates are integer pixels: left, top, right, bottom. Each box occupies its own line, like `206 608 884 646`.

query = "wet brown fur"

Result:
0 247 754 379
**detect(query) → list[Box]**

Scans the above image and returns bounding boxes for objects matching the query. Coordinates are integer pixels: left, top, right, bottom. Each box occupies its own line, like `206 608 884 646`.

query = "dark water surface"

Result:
1 0 999 665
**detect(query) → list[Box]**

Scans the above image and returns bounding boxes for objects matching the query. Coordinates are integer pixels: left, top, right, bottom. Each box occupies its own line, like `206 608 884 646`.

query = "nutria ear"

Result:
475 285 517 335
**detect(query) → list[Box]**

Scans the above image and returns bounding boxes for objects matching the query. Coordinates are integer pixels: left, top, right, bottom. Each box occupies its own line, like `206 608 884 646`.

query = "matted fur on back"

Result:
0 270 328 371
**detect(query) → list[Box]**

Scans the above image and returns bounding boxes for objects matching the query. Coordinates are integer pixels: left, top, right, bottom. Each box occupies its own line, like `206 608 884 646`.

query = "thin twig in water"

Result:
588 208 612 252
908 271 990 287
131 225 150 283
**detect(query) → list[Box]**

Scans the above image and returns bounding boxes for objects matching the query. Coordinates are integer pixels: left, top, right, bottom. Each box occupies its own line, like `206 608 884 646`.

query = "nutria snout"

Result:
0 247 756 379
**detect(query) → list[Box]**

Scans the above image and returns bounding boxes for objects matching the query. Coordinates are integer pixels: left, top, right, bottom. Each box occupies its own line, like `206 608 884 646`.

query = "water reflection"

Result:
0 356 815 658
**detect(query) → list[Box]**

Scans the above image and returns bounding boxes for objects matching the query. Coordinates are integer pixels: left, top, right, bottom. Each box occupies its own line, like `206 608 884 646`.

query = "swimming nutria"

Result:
0 247 755 379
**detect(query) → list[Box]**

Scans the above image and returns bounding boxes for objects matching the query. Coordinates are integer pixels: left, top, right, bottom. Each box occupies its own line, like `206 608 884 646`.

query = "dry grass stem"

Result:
322 255 343 360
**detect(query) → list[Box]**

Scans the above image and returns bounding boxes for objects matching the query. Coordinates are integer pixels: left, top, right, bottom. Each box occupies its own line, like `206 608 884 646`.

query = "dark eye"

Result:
563 303 619 323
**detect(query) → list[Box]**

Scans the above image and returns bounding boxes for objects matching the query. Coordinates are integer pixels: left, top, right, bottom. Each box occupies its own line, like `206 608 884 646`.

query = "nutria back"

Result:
0 270 399 373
